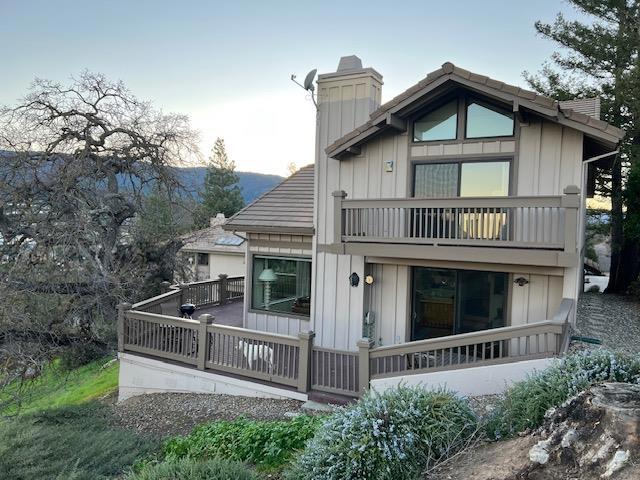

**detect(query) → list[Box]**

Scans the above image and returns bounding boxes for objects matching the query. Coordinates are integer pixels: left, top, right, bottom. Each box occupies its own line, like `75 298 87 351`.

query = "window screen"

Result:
414 163 459 198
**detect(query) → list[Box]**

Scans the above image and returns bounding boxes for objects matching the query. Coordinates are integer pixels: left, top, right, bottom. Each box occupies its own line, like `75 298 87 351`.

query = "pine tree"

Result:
195 138 244 227
526 0 640 293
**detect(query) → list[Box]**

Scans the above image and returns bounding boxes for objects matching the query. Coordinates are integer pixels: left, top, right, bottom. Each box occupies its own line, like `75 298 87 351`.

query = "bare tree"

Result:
0 72 198 373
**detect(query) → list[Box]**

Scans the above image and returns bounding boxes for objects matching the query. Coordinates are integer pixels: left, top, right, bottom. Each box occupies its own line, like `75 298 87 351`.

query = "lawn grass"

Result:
0 357 119 416
0 402 160 480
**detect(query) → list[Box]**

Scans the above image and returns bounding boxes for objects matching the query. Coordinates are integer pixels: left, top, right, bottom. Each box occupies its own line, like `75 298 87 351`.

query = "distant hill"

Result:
0 151 284 204
176 167 284 203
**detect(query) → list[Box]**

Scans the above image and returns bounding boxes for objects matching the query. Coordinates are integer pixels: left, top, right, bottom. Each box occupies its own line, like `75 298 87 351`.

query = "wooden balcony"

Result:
331 186 581 267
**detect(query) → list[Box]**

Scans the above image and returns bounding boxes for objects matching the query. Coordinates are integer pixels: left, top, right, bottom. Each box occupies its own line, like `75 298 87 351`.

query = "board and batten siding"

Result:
313 68 383 350
313 68 586 349
244 233 312 337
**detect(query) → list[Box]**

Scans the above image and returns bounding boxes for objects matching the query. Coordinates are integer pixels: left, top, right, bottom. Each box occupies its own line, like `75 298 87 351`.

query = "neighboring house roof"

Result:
181 214 245 254
326 62 625 158
223 164 314 235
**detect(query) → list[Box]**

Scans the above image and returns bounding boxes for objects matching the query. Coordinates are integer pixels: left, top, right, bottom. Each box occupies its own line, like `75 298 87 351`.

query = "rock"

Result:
301 400 335 413
518 382 640 479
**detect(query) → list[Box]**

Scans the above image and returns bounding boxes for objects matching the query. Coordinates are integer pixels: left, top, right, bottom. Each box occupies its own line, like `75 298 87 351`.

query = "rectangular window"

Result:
414 160 510 198
460 161 510 197
197 253 209 266
252 256 311 317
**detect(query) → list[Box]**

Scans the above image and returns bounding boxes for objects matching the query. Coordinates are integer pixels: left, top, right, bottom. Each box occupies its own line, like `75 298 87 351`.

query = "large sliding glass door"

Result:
411 267 507 341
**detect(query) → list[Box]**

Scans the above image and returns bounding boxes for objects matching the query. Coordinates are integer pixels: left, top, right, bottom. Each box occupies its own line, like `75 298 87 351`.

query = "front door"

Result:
411 267 507 341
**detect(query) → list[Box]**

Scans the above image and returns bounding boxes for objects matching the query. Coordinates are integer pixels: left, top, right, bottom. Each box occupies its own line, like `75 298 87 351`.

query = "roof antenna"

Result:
291 68 318 109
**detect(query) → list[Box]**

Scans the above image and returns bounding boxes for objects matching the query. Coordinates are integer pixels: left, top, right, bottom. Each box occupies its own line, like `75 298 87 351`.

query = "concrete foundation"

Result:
118 353 308 402
370 357 555 397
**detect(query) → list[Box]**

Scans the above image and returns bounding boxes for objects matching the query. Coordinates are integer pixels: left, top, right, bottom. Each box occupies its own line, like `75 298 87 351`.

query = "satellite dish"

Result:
303 69 317 92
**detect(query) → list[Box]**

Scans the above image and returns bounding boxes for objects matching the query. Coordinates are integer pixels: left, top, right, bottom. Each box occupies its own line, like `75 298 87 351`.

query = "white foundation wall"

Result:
370 357 555 397
118 353 308 402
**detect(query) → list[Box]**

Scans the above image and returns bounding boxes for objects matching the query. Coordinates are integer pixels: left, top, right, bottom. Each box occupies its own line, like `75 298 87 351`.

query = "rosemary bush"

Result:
486 349 640 439
286 386 478 480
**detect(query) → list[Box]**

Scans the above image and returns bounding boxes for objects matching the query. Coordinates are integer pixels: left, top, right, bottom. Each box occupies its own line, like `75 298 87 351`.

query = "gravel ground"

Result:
113 393 304 437
575 292 640 355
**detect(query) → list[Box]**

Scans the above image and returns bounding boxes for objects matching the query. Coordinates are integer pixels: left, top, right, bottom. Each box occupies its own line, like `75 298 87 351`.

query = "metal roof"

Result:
223 164 314 235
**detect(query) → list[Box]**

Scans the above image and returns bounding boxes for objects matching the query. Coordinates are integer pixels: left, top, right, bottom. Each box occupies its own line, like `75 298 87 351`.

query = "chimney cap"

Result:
337 55 363 72
318 55 383 83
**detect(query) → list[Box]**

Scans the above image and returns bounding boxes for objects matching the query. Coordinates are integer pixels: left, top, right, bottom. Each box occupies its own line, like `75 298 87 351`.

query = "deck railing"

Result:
131 275 244 318
118 296 573 398
333 186 580 252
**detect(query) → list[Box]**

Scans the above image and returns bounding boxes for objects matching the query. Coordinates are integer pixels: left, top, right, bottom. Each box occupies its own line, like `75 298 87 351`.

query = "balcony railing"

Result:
332 186 580 252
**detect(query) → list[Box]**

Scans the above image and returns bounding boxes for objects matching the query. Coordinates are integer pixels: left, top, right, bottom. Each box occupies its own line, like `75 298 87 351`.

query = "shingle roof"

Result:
326 62 625 157
181 217 245 254
223 164 314 235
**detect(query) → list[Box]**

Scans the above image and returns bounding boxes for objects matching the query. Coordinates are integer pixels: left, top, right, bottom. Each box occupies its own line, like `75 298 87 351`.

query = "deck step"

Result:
307 391 358 406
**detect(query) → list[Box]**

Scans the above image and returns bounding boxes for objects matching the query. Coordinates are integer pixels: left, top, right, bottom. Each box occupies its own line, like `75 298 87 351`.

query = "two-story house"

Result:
224 56 623 354
119 56 624 400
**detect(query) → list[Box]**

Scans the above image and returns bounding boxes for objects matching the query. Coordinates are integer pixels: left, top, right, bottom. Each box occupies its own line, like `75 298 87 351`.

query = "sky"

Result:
0 0 583 176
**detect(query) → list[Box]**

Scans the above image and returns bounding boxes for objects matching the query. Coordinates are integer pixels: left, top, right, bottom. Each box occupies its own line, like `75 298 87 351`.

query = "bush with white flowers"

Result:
486 348 640 439
286 386 477 480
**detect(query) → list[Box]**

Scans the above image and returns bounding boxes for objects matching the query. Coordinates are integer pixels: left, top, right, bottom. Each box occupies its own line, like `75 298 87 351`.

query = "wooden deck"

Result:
196 300 243 327
121 278 573 400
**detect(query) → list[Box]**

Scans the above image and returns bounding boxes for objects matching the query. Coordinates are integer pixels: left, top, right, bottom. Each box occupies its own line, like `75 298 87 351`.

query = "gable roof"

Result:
223 164 314 235
326 62 625 158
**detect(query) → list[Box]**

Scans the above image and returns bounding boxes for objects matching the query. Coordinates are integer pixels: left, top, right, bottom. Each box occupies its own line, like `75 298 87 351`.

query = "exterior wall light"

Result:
349 272 360 287
365 275 374 285
514 276 529 287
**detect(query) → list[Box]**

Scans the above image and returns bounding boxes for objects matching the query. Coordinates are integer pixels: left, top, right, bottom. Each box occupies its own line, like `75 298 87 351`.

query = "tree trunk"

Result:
606 156 627 293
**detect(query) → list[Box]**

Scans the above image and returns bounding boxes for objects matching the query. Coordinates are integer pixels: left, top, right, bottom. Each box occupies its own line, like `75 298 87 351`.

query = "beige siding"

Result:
510 274 564 326
410 140 516 158
365 264 410 346
245 311 310 337
517 120 583 196
314 252 365 350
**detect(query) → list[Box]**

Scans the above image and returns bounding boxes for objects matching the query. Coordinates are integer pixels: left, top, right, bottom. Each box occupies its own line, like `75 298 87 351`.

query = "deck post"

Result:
297 330 315 392
197 314 213 370
159 281 171 293
117 303 132 353
357 338 374 395
562 185 580 254
218 274 229 305
332 190 347 244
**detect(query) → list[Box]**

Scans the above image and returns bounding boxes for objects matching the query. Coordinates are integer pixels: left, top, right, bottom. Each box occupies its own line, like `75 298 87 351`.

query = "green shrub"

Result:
127 458 257 480
486 349 640 439
163 414 323 470
60 342 107 371
285 386 478 480
0 403 159 479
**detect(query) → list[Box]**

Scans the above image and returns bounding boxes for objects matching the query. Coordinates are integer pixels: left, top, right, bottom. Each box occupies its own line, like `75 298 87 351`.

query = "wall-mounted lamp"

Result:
365 275 375 285
514 276 530 287
349 272 360 287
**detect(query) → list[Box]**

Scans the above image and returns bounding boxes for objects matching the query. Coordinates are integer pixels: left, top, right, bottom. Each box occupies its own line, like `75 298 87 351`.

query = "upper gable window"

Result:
413 100 458 142
466 100 514 138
